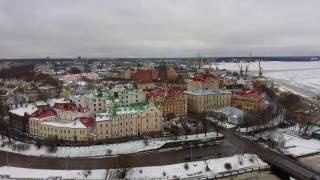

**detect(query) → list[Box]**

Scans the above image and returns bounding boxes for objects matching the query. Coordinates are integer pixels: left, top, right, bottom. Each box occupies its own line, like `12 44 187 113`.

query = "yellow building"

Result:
187 75 220 91
231 90 265 112
185 89 232 113
29 108 95 141
95 102 162 140
167 67 177 81
161 88 187 117
59 88 70 98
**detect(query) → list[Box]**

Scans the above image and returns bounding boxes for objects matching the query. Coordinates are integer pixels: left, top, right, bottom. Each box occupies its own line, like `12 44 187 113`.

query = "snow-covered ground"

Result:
0 166 107 179
108 154 268 180
0 132 221 158
207 117 237 129
258 128 320 157
218 61 320 97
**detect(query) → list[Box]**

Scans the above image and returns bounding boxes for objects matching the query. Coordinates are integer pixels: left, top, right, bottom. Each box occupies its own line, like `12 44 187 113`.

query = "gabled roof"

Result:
54 103 87 113
192 75 217 82
32 108 57 120
79 117 95 127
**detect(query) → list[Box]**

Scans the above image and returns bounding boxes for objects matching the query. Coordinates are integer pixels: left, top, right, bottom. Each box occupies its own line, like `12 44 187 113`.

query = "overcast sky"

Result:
1 0 320 58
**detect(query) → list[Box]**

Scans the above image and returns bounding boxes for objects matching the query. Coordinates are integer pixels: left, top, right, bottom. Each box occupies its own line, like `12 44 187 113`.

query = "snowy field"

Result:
217 61 320 97
0 166 107 179
0 132 221 158
258 128 320 157
108 154 268 180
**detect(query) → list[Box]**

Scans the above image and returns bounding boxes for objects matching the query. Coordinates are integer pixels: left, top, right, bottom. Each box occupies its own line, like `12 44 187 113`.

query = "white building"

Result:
98 84 146 107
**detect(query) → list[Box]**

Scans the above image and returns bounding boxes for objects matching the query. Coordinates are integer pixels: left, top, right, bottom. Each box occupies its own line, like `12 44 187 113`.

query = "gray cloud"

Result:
0 0 320 58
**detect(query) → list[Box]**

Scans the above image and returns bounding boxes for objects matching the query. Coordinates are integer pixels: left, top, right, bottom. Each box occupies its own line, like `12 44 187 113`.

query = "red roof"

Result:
192 75 216 82
147 89 168 98
54 103 87 113
168 87 184 96
32 109 57 120
233 90 263 98
79 117 95 127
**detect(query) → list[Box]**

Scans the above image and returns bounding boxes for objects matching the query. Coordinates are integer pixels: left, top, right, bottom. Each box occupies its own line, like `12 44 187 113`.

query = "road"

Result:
221 128 320 180
0 140 237 170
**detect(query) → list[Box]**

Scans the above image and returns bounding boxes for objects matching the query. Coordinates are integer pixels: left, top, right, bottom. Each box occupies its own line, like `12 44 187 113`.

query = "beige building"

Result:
187 75 220 91
29 108 95 141
231 90 265 112
95 102 162 140
167 67 177 81
185 89 232 113
148 88 187 117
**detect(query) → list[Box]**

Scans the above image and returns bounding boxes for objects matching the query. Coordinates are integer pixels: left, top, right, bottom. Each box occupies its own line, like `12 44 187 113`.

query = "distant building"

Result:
136 82 157 91
132 69 157 82
185 89 232 113
39 85 57 99
147 88 168 104
167 67 177 81
231 90 265 112
95 102 162 140
187 75 220 91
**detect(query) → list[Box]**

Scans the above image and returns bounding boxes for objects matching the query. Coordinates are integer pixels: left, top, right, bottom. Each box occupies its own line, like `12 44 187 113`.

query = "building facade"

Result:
98 84 146 107
167 67 177 81
187 75 220 91
185 89 232 113
95 102 162 140
132 69 158 82
231 90 265 112
29 108 95 142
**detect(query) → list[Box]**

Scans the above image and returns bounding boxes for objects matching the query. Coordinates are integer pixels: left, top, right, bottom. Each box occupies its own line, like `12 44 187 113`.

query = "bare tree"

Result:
115 154 133 179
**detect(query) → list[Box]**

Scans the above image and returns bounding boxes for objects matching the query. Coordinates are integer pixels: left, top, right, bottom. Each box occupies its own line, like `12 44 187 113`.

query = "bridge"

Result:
222 129 320 180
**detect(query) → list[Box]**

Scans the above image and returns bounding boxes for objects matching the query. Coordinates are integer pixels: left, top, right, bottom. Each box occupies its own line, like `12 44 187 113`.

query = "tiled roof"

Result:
32 109 57 120
192 75 216 82
54 103 87 112
79 117 95 127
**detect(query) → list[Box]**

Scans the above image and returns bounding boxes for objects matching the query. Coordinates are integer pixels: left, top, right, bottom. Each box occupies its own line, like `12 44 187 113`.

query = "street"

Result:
0 140 237 170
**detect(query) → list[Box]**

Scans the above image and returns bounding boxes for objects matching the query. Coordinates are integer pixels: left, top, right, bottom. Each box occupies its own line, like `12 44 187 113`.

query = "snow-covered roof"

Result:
47 98 70 107
185 89 231 96
34 101 47 107
9 104 38 116
41 119 87 129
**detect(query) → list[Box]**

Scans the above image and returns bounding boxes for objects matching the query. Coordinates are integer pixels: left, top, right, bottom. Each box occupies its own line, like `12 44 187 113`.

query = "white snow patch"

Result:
258 128 320 157
108 154 268 180
0 132 221 158
0 166 107 179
